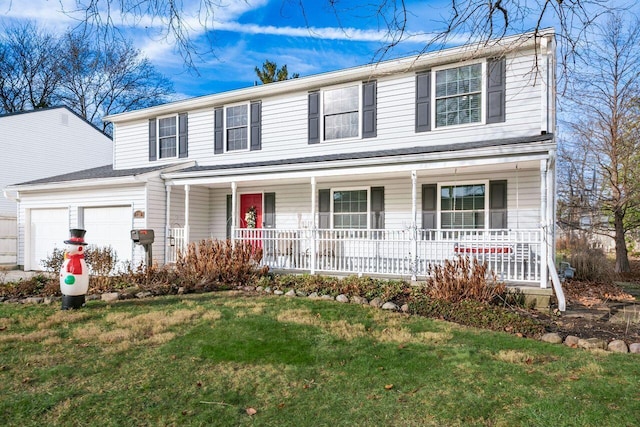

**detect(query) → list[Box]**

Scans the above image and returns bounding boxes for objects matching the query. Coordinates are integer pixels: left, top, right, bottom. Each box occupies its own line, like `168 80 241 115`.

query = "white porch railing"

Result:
167 227 542 283
166 227 186 263
229 228 542 283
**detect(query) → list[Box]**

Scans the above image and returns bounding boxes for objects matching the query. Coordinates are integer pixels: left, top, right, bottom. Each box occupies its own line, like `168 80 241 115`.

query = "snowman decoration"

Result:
59 229 89 310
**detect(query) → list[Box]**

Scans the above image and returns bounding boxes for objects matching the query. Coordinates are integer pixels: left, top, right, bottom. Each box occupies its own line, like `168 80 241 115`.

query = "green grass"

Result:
1 292 639 426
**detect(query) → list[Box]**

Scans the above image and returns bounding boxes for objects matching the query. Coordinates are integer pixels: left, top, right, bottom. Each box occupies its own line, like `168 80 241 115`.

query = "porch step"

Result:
507 285 554 310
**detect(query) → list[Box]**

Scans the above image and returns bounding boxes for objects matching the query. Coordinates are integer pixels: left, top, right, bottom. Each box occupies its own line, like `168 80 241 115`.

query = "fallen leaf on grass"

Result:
384 384 394 390
246 407 257 416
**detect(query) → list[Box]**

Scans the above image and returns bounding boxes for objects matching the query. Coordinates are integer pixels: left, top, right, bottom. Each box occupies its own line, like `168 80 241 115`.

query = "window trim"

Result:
156 113 179 160
320 82 363 143
224 102 251 153
431 59 487 130
437 180 489 230
330 187 370 229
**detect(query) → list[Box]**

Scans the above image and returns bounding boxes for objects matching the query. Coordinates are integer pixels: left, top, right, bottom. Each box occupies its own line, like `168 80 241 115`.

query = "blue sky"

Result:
0 0 636 100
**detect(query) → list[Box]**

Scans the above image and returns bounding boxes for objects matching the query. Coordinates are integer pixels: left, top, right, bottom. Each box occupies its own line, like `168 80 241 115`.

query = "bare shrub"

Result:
422 257 506 304
175 239 265 291
117 262 176 295
41 247 65 274
558 234 614 282
85 245 118 276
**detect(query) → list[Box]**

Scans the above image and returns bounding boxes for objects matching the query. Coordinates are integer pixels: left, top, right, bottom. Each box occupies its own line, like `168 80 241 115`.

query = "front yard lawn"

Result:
1 292 639 426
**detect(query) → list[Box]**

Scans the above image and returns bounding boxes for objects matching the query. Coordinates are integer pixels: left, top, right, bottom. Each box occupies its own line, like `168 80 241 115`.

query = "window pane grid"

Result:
226 105 248 151
440 184 485 229
323 86 359 141
333 190 367 229
435 64 482 127
158 117 177 159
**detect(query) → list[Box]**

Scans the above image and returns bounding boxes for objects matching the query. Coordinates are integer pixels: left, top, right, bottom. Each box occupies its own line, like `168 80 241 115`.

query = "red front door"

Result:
240 194 263 229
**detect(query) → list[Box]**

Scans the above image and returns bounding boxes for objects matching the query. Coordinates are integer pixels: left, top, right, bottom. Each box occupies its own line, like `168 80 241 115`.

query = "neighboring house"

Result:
0 107 113 266
5 30 563 306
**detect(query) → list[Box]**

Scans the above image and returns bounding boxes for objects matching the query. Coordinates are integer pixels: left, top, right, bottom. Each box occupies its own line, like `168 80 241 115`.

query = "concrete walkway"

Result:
1 269 44 282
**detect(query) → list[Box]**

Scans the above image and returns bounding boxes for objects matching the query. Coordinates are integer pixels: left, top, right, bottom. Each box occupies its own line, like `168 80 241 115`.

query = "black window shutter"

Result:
250 101 262 151
487 58 506 124
308 91 320 144
263 192 276 228
214 107 224 154
318 189 330 229
362 81 377 138
226 194 232 240
178 113 188 158
421 184 437 229
370 186 384 229
416 72 431 132
148 118 157 161
489 180 508 229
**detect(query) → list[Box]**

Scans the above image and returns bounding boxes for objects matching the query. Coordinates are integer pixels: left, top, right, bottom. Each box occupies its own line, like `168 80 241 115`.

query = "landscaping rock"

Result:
273 290 284 296
43 297 55 305
255 286 264 292
101 292 120 302
336 294 349 303
136 291 152 299
351 296 368 305
23 297 43 304
401 304 409 313
578 338 607 350
321 294 334 300
564 335 580 348
608 340 629 353
369 298 382 308
541 333 563 344
242 286 255 292
307 292 318 299
263 287 272 293
296 290 308 297
285 290 296 297
381 302 399 311
629 343 640 354
86 294 100 301
177 287 185 295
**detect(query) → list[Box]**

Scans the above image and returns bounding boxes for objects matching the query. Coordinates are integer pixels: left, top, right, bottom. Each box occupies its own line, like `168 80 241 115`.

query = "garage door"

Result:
29 208 68 271
83 206 133 267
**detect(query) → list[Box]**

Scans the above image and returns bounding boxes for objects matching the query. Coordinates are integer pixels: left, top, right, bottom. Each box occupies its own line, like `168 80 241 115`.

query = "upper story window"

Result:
214 101 262 154
158 116 177 158
148 113 188 161
324 86 359 140
309 81 377 144
416 58 505 133
226 105 248 151
435 63 482 128
440 184 485 229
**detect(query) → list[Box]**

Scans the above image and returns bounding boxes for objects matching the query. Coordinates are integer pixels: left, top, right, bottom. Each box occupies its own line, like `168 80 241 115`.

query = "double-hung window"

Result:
435 63 482 128
226 104 248 151
324 85 359 140
440 184 485 229
333 189 368 229
158 116 177 159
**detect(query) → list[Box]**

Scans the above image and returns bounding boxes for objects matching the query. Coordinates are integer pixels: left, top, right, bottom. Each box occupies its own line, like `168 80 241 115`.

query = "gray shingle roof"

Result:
13 164 168 186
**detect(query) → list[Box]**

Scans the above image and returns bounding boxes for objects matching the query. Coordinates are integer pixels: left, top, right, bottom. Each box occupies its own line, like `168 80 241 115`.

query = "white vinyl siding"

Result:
113 49 548 169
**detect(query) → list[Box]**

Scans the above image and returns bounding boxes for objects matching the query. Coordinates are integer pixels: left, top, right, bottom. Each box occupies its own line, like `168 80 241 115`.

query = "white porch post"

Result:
540 160 549 289
165 185 171 263
184 184 190 246
411 170 418 281
310 177 317 274
231 182 237 244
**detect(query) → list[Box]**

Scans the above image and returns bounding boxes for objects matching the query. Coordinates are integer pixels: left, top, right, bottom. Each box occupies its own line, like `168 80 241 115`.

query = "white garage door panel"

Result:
30 208 68 271
83 206 133 266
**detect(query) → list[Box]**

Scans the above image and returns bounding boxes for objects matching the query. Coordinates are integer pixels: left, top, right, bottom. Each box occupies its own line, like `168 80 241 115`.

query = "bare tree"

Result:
0 22 62 112
254 60 299 84
559 14 640 273
58 29 174 133
49 1 622 73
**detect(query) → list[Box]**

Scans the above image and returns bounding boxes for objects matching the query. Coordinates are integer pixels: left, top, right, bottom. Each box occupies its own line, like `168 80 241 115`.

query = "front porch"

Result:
169 227 543 283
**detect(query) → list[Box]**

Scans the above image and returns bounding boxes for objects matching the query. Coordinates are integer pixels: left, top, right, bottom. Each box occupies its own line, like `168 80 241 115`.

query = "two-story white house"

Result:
5 29 563 306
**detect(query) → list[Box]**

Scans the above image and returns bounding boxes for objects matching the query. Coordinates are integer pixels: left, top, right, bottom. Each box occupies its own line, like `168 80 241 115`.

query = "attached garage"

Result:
28 208 69 270
82 206 133 266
